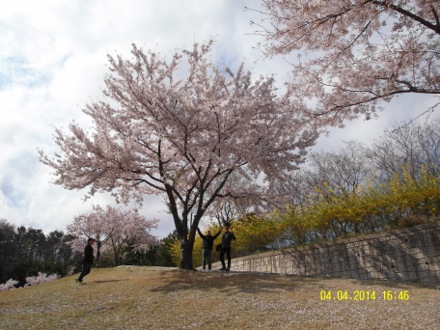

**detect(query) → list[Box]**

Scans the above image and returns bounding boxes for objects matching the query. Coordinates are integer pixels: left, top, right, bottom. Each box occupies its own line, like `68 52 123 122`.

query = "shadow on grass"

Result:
149 269 321 294
149 268 440 295
91 279 129 284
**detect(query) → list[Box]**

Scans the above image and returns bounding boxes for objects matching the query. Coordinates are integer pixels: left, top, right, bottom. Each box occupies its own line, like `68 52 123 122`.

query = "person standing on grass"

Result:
197 227 222 270
76 238 95 284
219 223 235 271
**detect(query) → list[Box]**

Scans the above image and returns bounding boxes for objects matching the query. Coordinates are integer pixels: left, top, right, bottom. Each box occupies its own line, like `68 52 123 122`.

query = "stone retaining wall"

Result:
212 222 440 282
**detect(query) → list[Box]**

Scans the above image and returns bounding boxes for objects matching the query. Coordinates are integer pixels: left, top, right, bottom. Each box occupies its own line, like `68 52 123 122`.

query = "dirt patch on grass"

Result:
0 266 438 329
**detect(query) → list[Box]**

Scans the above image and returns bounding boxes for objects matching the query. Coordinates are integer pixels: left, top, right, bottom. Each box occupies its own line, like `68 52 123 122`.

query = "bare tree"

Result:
371 119 440 180
307 141 372 196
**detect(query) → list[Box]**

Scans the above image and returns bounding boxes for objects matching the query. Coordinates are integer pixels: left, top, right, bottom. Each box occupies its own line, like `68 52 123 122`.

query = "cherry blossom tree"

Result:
39 41 318 269
67 205 114 265
67 205 157 266
109 208 159 265
251 0 440 126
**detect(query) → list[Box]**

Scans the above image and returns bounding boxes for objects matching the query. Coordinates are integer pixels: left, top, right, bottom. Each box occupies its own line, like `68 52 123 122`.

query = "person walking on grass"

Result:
197 227 222 270
76 238 95 284
219 223 235 271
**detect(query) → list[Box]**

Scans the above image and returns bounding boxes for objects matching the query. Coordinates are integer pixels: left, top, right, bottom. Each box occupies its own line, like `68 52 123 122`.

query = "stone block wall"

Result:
212 222 440 282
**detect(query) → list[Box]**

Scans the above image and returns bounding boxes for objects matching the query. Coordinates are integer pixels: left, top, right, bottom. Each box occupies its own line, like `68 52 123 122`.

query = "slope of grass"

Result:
0 266 439 329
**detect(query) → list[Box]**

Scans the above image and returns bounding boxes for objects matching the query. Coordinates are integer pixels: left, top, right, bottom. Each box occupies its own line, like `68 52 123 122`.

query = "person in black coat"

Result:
76 238 95 284
197 227 222 270
219 223 236 271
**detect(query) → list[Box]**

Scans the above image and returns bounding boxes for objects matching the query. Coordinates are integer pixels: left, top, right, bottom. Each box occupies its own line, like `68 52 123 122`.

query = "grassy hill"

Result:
0 266 439 329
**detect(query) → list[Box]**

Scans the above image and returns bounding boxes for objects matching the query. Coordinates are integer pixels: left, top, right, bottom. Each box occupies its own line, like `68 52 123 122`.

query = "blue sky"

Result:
1 0 438 238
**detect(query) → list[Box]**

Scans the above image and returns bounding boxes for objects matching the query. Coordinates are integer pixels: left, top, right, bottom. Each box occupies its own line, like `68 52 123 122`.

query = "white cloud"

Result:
0 0 437 238
0 0 266 237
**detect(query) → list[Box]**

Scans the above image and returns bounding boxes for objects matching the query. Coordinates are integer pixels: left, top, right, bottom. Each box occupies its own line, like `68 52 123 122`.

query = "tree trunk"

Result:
176 211 201 269
95 242 101 267
180 240 193 269
111 237 120 266
114 252 120 266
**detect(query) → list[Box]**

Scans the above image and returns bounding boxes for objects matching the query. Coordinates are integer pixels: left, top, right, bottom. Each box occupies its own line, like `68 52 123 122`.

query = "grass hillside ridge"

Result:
0 266 439 329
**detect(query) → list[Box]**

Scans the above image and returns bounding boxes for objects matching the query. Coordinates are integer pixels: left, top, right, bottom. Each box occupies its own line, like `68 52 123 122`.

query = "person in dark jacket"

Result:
197 227 222 270
76 238 95 284
219 223 236 271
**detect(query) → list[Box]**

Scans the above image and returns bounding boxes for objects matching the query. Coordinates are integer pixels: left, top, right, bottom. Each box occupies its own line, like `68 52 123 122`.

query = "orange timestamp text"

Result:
319 290 410 301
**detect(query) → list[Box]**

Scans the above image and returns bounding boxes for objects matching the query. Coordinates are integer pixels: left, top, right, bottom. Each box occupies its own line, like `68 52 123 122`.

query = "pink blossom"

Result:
39 41 317 268
253 0 440 125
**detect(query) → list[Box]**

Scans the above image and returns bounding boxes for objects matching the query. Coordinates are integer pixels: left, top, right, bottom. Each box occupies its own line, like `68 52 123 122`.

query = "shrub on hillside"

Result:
24 273 60 287
0 279 19 292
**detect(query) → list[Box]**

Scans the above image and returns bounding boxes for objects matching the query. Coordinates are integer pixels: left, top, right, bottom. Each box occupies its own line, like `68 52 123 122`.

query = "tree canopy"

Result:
252 0 440 125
